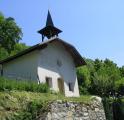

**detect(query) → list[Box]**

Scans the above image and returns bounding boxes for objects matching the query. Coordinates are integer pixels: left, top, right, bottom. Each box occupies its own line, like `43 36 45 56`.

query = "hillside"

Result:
0 91 91 120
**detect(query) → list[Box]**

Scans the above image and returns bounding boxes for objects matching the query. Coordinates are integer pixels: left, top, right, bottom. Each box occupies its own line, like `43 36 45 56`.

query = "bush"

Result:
115 78 124 96
102 97 113 120
0 77 49 93
13 100 49 120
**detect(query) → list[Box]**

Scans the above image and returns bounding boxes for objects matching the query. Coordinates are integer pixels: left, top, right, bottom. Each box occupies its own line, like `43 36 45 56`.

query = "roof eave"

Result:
0 38 86 67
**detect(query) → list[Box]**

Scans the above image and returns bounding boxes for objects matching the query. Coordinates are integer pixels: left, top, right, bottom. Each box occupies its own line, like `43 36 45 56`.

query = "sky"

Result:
0 0 124 67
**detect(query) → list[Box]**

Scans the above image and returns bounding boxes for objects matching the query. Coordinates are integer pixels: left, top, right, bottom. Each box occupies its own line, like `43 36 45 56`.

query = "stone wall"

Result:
39 96 106 120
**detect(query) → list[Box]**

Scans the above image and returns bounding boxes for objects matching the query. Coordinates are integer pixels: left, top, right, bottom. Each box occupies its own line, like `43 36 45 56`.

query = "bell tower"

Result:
38 11 62 42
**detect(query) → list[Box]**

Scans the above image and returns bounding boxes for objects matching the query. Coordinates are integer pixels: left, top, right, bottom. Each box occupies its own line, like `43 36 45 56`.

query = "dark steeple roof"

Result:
38 11 62 41
46 10 54 26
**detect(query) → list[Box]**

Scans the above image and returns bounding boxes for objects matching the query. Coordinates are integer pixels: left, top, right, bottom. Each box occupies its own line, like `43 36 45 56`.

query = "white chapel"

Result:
0 11 86 97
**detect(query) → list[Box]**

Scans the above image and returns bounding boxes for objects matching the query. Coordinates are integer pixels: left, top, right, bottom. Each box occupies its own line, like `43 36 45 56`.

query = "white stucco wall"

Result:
2 50 39 81
37 41 79 97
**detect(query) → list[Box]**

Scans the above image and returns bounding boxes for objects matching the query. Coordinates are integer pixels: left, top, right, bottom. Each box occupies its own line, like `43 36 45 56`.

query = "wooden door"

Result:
46 77 52 88
58 78 64 94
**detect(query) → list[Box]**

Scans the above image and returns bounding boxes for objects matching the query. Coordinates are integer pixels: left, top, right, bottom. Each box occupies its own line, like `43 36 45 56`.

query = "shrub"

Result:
0 77 49 93
115 78 124 96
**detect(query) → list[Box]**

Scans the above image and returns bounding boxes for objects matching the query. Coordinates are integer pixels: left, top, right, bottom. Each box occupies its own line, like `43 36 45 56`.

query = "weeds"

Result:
0 77 49 93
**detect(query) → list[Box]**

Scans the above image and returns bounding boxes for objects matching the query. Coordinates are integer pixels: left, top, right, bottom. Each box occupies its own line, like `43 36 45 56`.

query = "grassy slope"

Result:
0 91 91 120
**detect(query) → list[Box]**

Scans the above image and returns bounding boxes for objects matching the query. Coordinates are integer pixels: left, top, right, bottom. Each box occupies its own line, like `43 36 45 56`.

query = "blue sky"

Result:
0 0 124 66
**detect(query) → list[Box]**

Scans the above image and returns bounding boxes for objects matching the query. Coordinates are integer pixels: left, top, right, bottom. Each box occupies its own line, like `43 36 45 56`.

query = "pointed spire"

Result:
46 10 54 27
38 10 62 42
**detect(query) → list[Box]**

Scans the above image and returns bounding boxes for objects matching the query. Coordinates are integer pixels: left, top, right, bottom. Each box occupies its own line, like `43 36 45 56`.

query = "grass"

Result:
0 77 49 93
0 91 91 105
0 91 91 120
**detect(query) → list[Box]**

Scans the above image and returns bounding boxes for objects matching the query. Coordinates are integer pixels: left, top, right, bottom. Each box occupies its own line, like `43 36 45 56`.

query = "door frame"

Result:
57 78 65 94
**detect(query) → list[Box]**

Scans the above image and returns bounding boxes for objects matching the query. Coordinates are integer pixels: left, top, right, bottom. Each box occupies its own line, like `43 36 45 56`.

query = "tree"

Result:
0 12 22 53
0 43 29 61
94 59 103 72
10 43 29 56
77 58 95 94
77 65 91 94
115 78 124 96
0 47 9 60
89 59 121 97
119 66 124 77
90 72 115 97
77 58 121 97
104 59 121 81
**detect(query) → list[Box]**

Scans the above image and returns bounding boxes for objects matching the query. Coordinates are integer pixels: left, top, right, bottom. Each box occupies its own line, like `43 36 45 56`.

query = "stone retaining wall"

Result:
40 97 106 120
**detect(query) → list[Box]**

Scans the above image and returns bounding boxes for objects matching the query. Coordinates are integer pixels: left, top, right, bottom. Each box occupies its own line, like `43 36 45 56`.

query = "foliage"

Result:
110 98 124 120
10 43 29 56
0 13 22 53
115 78 124 96
0 42 29 61
77 65 90 94
0 77 49 93
77 58 122 97
0 12 29 61
119 66 124 77
13 100 49 120
102 97 113 120
90 72 115 97
0 47 9 60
